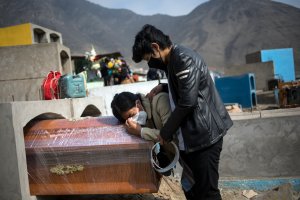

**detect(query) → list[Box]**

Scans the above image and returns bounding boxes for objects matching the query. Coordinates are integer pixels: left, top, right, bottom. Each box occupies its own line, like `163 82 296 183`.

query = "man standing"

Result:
132 24 233 200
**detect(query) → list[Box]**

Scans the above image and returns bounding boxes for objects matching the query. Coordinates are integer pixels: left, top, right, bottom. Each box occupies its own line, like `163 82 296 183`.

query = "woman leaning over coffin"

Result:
111 91 170 141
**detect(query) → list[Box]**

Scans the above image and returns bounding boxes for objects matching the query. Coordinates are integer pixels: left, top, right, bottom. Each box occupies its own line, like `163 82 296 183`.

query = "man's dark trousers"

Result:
180 137 223 200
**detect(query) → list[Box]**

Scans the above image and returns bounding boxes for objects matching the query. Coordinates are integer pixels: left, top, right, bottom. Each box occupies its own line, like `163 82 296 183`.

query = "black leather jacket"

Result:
160 44 233 153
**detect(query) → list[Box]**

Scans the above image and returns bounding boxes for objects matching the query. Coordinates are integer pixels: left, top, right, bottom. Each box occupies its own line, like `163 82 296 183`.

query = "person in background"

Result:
100 57 110 86
132 24 233 200
120 64 134 84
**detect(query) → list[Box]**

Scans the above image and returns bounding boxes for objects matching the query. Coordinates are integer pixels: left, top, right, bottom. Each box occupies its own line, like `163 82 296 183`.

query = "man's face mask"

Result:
131 110 147 125
147 52 167 71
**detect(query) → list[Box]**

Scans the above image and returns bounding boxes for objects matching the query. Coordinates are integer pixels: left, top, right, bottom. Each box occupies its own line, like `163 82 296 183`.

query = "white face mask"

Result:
131 111 147 125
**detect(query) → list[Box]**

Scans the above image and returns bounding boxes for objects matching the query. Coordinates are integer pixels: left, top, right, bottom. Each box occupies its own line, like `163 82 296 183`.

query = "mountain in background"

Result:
0 0 299 74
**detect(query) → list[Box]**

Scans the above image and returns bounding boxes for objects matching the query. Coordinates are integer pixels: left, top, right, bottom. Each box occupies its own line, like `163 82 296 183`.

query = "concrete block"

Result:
220 115 300 178
0 43 72 103
0 100 72 200
0 98 107 200
31 23 63 45
0 23 63 47
0 103 23 200
12 99 72 127
0 43 71 81
71 96 107 117
215 73 257 108
225 62 274 91
256 90 277 105
0 78 44 102
246 48 296 82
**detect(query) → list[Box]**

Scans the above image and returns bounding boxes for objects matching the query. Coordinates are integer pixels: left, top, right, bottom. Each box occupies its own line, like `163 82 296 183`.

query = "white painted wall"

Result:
88 80 167 115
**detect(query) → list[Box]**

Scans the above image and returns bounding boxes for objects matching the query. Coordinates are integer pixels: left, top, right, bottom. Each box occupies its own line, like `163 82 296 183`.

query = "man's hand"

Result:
157 134 165 145
146 84 163 101
125 118 142 137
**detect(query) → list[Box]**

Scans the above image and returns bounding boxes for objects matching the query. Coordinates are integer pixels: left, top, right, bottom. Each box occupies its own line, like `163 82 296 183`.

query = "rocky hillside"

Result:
0 0 299 72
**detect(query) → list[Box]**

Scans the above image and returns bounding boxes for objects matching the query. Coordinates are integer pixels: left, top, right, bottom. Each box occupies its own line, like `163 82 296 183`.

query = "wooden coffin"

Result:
24 116 160 195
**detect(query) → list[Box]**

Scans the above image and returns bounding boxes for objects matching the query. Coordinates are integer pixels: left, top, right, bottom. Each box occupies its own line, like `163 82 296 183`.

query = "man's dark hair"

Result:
132 24 172 63
111 92 139 123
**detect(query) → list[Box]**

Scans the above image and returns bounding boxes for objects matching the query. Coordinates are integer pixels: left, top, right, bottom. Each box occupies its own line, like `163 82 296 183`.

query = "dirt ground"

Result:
39 176 300 200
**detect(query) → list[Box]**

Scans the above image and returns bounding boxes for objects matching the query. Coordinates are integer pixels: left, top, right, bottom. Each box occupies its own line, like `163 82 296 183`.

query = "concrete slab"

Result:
220 115 300 178
220 178 300 192
71 96 107 117
0 43 72 103
261 107 300 118
0 98 106 200
0 103 24 200
229 111 261 120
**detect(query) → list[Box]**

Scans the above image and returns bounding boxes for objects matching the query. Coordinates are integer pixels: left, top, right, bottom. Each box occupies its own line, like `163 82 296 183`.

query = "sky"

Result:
88 0 300 16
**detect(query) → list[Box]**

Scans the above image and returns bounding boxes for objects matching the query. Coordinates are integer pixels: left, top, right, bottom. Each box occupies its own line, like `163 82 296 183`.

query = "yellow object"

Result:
108 61 114 68
0 23 32 47
117 59 122 65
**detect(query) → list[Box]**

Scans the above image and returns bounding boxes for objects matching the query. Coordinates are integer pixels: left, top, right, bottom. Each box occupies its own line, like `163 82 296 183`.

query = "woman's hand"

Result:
146 84 163 101
125 118 141 137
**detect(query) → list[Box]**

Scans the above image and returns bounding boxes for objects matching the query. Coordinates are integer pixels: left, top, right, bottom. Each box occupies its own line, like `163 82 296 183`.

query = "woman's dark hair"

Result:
132 24 172 63
111 92 139 123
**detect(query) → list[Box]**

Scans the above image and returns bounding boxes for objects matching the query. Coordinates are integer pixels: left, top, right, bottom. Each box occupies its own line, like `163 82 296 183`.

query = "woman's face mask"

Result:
131 110 147 125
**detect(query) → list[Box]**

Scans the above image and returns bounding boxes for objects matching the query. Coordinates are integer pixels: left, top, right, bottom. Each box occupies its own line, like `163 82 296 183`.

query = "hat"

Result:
150 142 179 176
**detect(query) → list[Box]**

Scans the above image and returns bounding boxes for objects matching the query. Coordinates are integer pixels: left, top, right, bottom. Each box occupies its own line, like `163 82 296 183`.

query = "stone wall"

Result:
0 43 72 103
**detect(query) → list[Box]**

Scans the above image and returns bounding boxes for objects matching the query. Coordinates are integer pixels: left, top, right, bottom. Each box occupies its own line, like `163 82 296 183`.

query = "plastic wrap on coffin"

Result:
24 116 160 195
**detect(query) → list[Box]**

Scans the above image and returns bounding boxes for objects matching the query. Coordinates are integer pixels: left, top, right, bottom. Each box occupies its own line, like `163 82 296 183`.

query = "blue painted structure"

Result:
219 178 300 191
261 48 295 82
215 73 256 108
